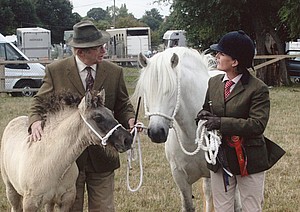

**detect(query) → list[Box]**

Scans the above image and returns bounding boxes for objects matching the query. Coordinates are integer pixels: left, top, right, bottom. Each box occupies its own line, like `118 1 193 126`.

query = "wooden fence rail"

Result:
1 54 299 96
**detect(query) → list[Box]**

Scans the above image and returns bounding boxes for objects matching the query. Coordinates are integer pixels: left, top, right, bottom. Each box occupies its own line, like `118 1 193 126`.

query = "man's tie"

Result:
224 80 234 99
85 67 94 91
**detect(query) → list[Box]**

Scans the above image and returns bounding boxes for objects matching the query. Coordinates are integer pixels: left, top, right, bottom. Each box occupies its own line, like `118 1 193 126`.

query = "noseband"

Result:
80 113 122 146
144 66 182 127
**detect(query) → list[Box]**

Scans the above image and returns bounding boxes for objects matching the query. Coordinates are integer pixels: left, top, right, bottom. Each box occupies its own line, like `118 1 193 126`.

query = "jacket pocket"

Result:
243 138 265 147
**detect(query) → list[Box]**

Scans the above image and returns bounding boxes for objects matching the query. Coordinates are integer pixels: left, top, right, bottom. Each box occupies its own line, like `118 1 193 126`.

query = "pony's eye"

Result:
93 115 104 123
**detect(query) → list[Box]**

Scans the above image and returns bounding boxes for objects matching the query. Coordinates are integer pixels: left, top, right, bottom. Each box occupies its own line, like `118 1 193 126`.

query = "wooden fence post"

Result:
0 64 6 97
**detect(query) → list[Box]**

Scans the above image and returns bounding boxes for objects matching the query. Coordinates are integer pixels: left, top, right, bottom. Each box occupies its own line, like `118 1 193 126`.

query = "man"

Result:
29 20 136 211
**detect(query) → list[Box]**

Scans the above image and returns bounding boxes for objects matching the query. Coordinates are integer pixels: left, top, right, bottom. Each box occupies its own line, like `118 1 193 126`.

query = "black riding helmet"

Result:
210 30 255 69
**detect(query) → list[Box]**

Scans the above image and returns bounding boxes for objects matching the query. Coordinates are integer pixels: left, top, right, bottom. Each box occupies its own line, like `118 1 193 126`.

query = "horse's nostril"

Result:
125 136 133 148
147 127 168 143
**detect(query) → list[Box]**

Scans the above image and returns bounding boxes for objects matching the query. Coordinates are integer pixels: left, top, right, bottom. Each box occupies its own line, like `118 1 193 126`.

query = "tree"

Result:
118 4 133 18
279 0 300 39
87 8 108 22
165 0 297 85
115 16 145 28
35 0 77 44
141 8 163 31
0 0 15 34
72 12 83 25
0 0 39 35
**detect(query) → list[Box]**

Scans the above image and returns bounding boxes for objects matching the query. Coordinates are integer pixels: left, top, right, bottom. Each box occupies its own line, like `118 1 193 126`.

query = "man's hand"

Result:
195 109 213 125
29 120 43 142
128 118 143 133
203 116 221 131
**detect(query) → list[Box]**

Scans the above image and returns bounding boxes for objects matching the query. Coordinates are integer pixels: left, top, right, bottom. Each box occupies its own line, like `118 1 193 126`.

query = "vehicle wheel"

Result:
13 80 37 97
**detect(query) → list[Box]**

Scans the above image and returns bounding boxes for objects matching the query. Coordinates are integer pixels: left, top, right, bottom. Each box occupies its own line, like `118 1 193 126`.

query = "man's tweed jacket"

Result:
29 56 135 173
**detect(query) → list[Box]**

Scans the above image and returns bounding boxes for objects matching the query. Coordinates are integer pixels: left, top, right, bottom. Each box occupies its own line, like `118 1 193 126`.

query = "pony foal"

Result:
0 91 132 211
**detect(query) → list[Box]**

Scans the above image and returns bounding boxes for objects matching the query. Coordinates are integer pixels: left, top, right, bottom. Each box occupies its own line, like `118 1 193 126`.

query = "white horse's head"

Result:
133 47 213 143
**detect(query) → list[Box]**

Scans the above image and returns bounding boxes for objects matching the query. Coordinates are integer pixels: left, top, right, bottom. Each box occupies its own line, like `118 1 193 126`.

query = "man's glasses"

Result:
89 44 106 51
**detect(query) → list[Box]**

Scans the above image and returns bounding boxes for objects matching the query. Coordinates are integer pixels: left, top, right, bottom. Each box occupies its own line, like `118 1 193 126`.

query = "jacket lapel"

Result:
226 81 244 101
225 71 250 102
93 62 108 91
66 57 85 95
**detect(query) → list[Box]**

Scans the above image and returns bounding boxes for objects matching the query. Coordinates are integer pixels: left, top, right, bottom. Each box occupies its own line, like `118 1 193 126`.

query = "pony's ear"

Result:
98 89 105 105
78 91 92 112
138 52 148 67
171 53 179 68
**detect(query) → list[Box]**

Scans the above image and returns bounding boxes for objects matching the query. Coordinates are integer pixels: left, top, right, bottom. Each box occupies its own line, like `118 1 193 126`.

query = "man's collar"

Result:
75 55 97 72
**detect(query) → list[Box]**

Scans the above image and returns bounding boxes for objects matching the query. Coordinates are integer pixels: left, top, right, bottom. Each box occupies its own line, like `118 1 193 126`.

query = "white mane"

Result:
133 47 212 107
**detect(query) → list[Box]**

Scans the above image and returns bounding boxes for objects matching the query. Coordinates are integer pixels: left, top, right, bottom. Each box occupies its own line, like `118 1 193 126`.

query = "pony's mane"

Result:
132 47 211 105
39 90 104 120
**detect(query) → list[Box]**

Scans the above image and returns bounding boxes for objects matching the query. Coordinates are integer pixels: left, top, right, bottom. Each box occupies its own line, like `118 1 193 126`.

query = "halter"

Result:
144 65 203 155
79 113 121 146
143 65 222 160
144 65 181 127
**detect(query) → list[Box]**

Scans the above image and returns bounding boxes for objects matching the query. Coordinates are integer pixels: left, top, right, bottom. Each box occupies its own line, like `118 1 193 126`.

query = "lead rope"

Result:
195 120 221 165
143 66 221 158
126 123 144 192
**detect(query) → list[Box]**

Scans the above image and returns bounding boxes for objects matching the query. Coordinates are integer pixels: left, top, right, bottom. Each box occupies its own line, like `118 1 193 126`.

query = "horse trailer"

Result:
16 27 51 60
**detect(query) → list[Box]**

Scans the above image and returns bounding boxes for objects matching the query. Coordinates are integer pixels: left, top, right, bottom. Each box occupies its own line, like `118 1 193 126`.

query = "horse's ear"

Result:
78 91 92 112
138 52 148 67
171 53 179 68
98 89 105 105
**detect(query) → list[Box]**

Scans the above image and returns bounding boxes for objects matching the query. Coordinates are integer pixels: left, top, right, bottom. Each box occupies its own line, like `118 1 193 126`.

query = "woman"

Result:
196 30 285 211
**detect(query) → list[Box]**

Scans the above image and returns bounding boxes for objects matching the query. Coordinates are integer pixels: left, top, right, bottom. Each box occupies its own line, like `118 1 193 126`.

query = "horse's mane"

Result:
39 90 104 121
132 47 211 105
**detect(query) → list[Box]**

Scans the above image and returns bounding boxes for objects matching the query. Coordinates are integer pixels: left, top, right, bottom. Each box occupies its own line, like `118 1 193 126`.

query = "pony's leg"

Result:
57 188 76 212
5 182 22 212
172 168 195 212
202 177 214 212
234 185 242 212
22 195 40 212
44 202 55 212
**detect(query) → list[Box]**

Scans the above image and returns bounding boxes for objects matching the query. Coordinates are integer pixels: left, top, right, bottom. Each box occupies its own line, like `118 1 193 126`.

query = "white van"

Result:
0 33 45 97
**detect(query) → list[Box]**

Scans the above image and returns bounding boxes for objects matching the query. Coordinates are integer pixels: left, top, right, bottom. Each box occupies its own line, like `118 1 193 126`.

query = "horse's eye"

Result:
93 115 104 123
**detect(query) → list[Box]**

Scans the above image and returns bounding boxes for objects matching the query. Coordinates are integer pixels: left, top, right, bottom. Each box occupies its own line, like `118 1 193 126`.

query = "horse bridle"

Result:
79 113 122 146
143 67 214 157
143 67 182 128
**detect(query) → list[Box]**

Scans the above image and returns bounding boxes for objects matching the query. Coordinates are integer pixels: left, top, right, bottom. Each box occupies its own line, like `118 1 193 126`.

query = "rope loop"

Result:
195 120 221 165
126 123 144 192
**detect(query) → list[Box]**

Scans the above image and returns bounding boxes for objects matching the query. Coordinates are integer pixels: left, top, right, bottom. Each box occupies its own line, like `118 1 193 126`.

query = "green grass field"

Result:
0 77 299 211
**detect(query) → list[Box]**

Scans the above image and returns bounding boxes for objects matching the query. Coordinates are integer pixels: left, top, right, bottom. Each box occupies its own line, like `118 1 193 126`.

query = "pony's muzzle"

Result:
111 128 133 153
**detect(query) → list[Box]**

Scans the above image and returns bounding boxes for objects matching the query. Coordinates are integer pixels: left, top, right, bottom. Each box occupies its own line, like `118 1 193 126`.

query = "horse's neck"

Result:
40 110 90 176
175 71 209 135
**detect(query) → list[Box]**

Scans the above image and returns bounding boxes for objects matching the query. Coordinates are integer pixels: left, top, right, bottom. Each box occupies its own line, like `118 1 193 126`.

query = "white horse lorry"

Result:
0 33 45 97
163 30 187 49
106 27 151 59
64 27 151 66
16 27 51 60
